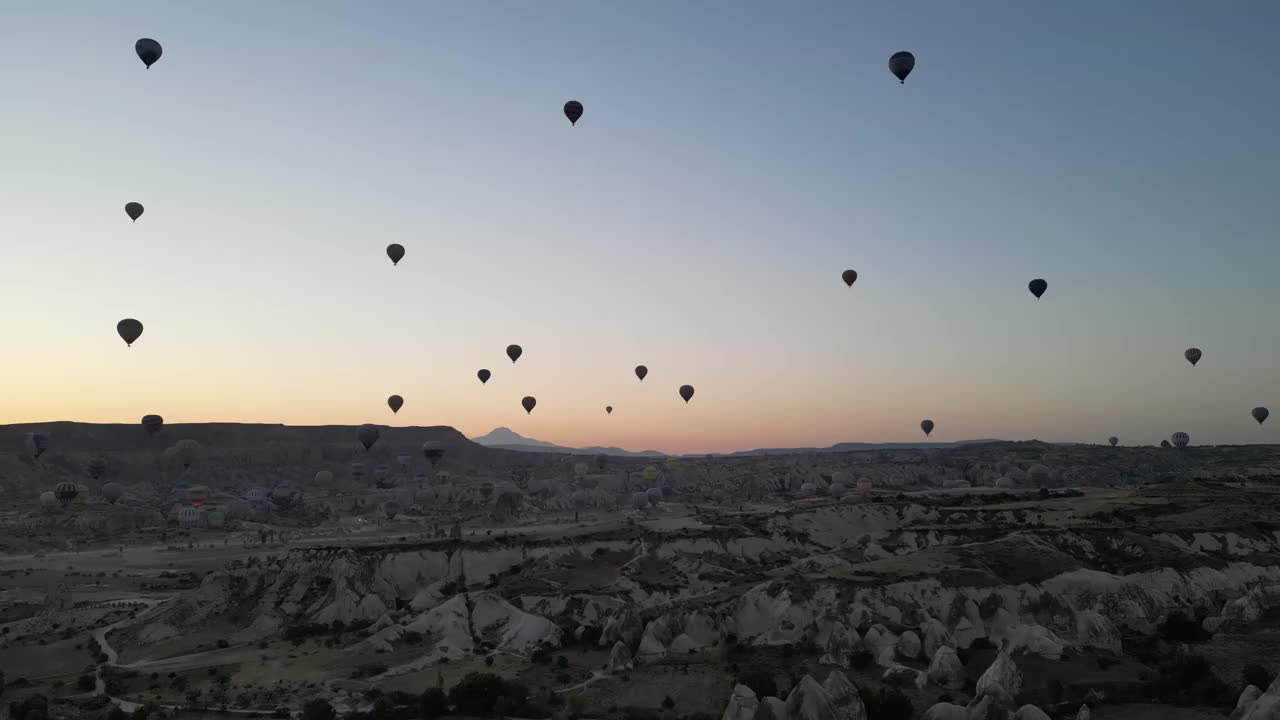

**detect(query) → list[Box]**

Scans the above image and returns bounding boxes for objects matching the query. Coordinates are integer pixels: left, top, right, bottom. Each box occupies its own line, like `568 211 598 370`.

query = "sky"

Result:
2 2 1278 455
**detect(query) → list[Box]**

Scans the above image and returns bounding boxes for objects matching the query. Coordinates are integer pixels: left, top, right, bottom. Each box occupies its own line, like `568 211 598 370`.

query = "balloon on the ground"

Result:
117 318 143 346
351 462 367 480
920 419 935 436
135 38 162 68
679 385 695 403
386 243 405 266
1172 432 1190 448
1185 347 1202 366
564 100 584 126
842 270 857 287
477 369 491 384
522 396 537 414
172 439 200 470
1028 279 1047 299
888 51 915 83
507 344 523 363
125 202 144 222
384 500 402 520
387 395 404 414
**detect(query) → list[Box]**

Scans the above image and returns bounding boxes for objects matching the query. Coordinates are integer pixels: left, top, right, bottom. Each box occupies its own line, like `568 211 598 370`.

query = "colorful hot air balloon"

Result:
1108 436 1119 447
357 424 380 452
564 100 584 126
186 485 210 508
842 270 857 287
388 395 404 414
888 51 915 83
135 38 163 68
1028 279 1047 299
478 369 491 384
141 414 164 437
1252 407 1269 425
386 243 405 266
125 202 144 222
920 419 935 436
641 466 658 483
522 396 537 414
507 344 523 363
679 385 695 403
606 405 613 415
117 318 143 346
635 365 648 382
85 456 107 481
1171 432 1190 448
1185 348 1202 366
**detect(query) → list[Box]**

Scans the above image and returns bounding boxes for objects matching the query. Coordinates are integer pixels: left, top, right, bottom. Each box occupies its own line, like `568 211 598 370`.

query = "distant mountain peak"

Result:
471 427 558 448
469 427 664 457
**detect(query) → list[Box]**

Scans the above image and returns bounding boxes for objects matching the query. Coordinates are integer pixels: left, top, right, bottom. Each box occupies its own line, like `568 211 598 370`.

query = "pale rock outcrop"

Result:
721 684 760 720
1017 624 1064 660
922 703 966 720
821 670 867 720
922 617 952 658
882 665 926 689
1013 706 1050 720
608 640 634 673
976 641 1023 702
965 694 1012 720
752 697 787 720
637 615 677 663
928 646 967 690
1233 685 1262 720
896 630 923 660
1075 705 1091 720
1073 610 1122 655
1240 674 1280 719
785 675 840 720
820 621 855 667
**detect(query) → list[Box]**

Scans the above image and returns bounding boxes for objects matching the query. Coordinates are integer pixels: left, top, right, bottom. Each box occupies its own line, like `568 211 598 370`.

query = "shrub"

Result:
849 650 875 669
1158 612 1211 644
736 668 777 700
661 696 676 710
1244 664 1275 691
78 674 96 692
1149 654 1232 708
859 687 913 720
556 656 569 670
217 639 230 649
303 699 337 720
420 687 448 720
1097 656 1120 671
448 673 529 717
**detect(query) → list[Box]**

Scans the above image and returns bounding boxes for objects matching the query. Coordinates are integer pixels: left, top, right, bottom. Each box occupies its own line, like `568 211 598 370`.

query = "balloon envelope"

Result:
606 405 613 414
387 395 404 414
422 441 445 466
86 456 107 481
315 470 334 484
1028 279 1047 299
920 419 935 436
141 414 164 437
1185 348 1202 366
522 396 537 414
564 100 584 125
102 483 123 504
54 481 79 507
26 432 50 459
135 38 162 68
125 202 144 221
842 269 857 287
477 369 491 384
507 344 523 363
386 243 405 266
635 365 648 381
1253 407 1270 425
1108 436 1118 447
679 385 695 403
1172 432 1190 448
357 424 380 451
117 318 143 346
888 51 915 83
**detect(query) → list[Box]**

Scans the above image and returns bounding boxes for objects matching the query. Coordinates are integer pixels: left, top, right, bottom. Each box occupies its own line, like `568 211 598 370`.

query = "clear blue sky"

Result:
1 1 1277 453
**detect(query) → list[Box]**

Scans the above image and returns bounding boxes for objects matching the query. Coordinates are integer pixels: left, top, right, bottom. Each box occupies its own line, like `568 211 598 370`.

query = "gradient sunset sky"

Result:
2 2 1278 454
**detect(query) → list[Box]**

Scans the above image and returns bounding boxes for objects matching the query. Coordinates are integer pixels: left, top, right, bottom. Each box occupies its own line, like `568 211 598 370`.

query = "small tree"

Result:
1244 664 1275 691
420 687 449 720
303 699 337 720
661 696 676 710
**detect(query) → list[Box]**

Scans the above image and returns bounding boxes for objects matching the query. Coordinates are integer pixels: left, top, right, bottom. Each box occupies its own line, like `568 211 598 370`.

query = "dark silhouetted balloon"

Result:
102 483 123 504
387 395 403 414
1185 347 1202 366
920 419 935 436
842 270 858 287
422 441 445 466
55 481 79 508
117 318 143 346
135 38 162 68
1253 407 1270 425
26 432 50 460
141 414 163 437
357 424 380 452
564 100 584 126
386 243 405 266
1028 279 1047 299
1108 436 1118 447
86 456 107 481
1171 431 1189 448
522 396 537 414
507 345 522 363
606 405 613 415
477 369 491 384
679 385 695 403
125 202 144 222
635 365 648 382
889 51 915 83
384 500 402 520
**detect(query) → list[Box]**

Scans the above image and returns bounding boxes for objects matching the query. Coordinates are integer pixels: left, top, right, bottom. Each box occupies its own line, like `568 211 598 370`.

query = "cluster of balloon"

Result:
888 51 915 84
564 101 584 126
1028 279 1048 299
387 394 404 414
117 318 143 347
386 243 405 266
842 270 858 288
920 419 935 437
125 202 144 222
1185 347 1202 366
357 424 380 452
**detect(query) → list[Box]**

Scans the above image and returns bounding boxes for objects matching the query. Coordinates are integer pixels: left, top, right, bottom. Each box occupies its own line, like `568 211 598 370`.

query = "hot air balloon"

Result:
125 202 144 222
573 462 589 478
422 441 445 467
478 369 491 384
141 414 164 437
117 318 143 346
888 51 915 83
1028 279 1047 299
186 485 209 508
54 482 79 508
1185 348 1202 366
25 432 50 460
857 477 873 493
85 456 107 481
357 424 380 452
646 487 663 505
829 482 848 498
102 483 124 504
920 419 935 437
522 396 537 414
39 491 58 511
641 466 659 483
679 385 695 403
315 470 334 485
374 464 389 481
630 491 649 510
635 365 648 382
1172 432 1190 449
351 462 367 480
72 484 90 511
1254 407 1270 425
564 100 584 126
171 439 200 470
605 406 613 415
135 38 162 68
386 243 405 266
178 507 200 528
665 458 682 472
388 395 404 414
1108 436 1119 447
246 488 268 503
507 345 523 363
842 270 857 287
1027 464 1050 485
800 482 817 498
383 500 402 520
479 481 494 501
